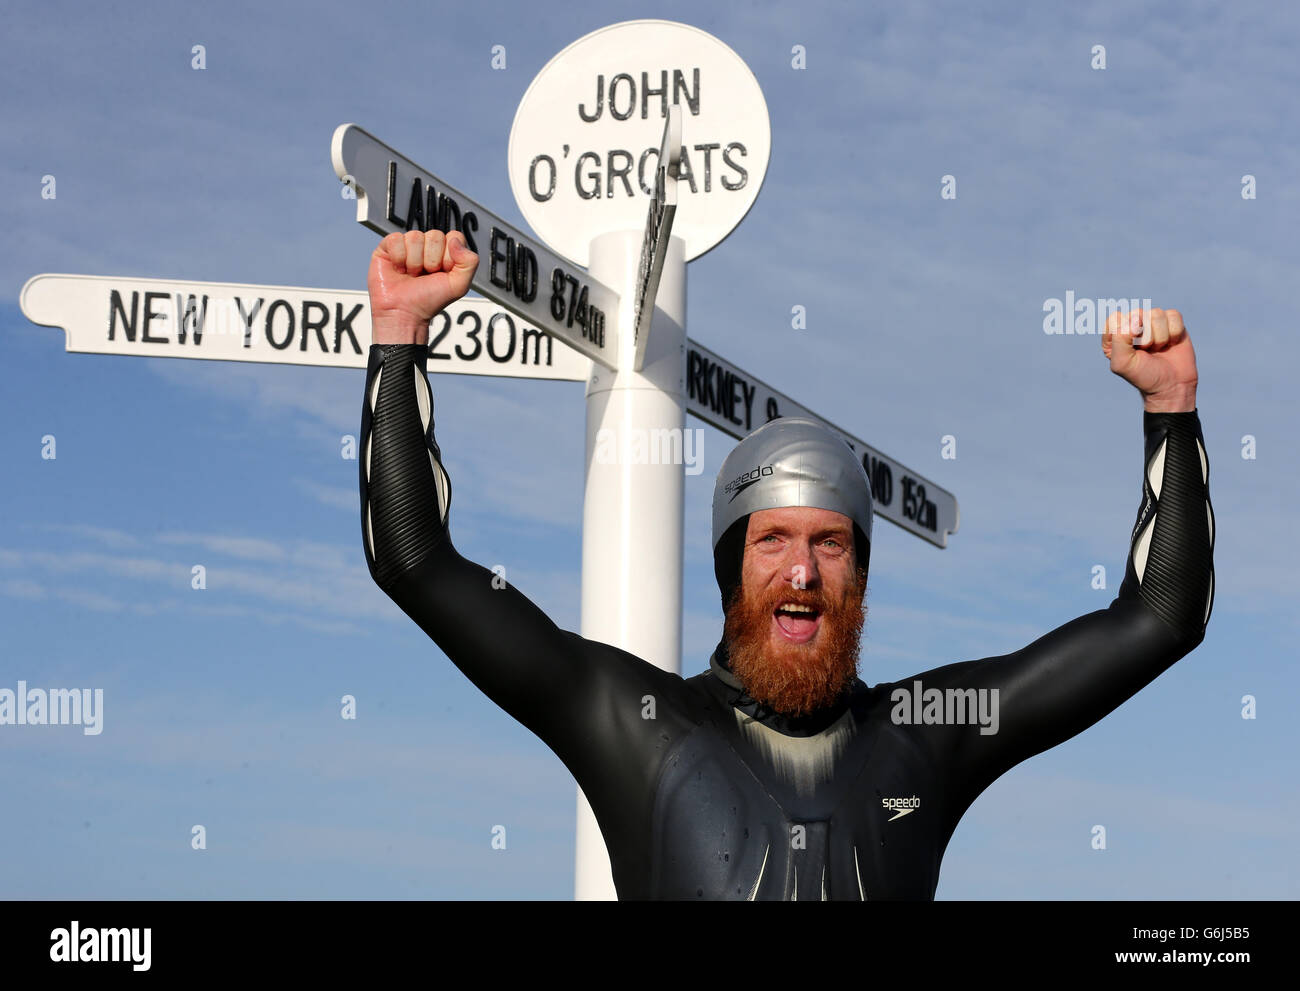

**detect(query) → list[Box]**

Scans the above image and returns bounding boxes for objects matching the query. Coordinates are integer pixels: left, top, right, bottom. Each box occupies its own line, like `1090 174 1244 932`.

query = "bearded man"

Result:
359 229 1214 899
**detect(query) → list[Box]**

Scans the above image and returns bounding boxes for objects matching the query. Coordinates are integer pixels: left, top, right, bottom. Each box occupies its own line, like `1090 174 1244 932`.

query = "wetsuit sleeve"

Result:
912 409 1215 800
358 341 672 780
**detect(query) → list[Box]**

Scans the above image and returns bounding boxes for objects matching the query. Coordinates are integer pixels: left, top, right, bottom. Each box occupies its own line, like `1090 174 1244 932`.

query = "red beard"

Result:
723 567 867 718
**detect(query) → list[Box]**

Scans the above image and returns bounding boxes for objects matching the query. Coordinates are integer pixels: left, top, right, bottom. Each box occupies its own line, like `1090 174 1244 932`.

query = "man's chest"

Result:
635 710 949 900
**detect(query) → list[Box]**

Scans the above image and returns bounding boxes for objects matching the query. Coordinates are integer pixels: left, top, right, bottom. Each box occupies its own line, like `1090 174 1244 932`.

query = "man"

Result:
359 228 1214 899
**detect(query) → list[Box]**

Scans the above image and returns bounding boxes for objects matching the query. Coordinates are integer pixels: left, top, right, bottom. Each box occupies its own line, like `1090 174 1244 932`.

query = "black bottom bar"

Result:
1 899 1282 978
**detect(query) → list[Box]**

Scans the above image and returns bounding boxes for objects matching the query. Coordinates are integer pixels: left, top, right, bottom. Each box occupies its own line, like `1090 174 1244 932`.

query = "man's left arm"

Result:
914 307 1214 796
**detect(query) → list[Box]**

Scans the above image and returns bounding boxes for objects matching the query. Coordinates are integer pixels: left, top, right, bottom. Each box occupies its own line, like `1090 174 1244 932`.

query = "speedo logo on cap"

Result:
724 464 774 502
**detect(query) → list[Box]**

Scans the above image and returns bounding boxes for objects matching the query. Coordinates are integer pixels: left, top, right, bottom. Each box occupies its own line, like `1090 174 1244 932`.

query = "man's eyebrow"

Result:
754 523 852 538
817 527 853 540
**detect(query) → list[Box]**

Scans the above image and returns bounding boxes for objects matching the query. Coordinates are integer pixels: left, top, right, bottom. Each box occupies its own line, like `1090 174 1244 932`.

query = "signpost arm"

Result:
632 105 682 372
331 123 622 371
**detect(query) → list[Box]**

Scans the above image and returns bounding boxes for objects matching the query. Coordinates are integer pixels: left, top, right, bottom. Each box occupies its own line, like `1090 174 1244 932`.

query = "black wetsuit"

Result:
359 342 1215 900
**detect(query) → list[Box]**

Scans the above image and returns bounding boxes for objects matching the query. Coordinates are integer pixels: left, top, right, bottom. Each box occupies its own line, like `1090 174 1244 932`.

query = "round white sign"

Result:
508 19 771 267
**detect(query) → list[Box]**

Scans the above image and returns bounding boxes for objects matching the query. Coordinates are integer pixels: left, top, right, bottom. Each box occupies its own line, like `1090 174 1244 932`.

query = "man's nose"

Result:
784 541 819 587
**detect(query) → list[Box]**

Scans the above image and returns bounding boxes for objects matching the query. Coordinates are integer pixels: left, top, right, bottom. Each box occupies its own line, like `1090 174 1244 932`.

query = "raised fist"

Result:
1102 307 1198 414
367 229 478 344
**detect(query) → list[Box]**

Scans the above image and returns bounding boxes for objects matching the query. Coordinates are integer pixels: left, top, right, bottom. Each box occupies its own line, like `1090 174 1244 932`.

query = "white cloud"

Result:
295 477 357 512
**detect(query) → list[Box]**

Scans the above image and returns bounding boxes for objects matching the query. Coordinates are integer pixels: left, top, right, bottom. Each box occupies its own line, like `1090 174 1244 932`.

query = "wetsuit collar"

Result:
709 647 745 691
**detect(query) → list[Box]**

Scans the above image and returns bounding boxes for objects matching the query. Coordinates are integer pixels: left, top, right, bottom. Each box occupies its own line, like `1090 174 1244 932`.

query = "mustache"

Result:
753 573 866 613
766 592 824 608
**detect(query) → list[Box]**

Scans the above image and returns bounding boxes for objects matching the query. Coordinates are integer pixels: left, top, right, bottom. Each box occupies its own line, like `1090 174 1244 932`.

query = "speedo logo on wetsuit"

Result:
724 464 774 502
882 796 920 821
1131 492 1155 544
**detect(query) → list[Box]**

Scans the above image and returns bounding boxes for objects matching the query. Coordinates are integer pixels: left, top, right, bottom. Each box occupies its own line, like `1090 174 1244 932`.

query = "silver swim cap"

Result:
711 416 873 608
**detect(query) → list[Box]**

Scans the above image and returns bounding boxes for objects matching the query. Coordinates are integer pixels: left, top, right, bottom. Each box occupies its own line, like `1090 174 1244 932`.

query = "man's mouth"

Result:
773 602 822 643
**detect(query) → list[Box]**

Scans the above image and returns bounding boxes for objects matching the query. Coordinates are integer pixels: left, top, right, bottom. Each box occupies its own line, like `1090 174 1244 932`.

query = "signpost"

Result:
20 17 960 902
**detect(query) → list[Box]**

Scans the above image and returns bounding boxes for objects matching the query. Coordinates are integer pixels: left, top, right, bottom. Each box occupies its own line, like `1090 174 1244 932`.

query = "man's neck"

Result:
709 644 854 737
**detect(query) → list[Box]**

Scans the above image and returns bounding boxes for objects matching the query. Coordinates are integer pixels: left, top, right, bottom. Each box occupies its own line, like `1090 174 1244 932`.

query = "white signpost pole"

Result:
572 105 686 899
576 229 687 900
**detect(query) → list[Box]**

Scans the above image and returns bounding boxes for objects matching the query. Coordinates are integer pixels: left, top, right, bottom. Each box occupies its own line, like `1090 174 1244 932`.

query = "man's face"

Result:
723 507 867 717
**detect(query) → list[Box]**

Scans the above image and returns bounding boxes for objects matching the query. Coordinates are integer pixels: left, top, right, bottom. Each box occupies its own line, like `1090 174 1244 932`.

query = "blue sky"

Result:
1 0 1296 899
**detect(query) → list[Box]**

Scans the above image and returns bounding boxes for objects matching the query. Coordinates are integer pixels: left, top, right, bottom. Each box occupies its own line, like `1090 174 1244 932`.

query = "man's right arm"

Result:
360 339 598 744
